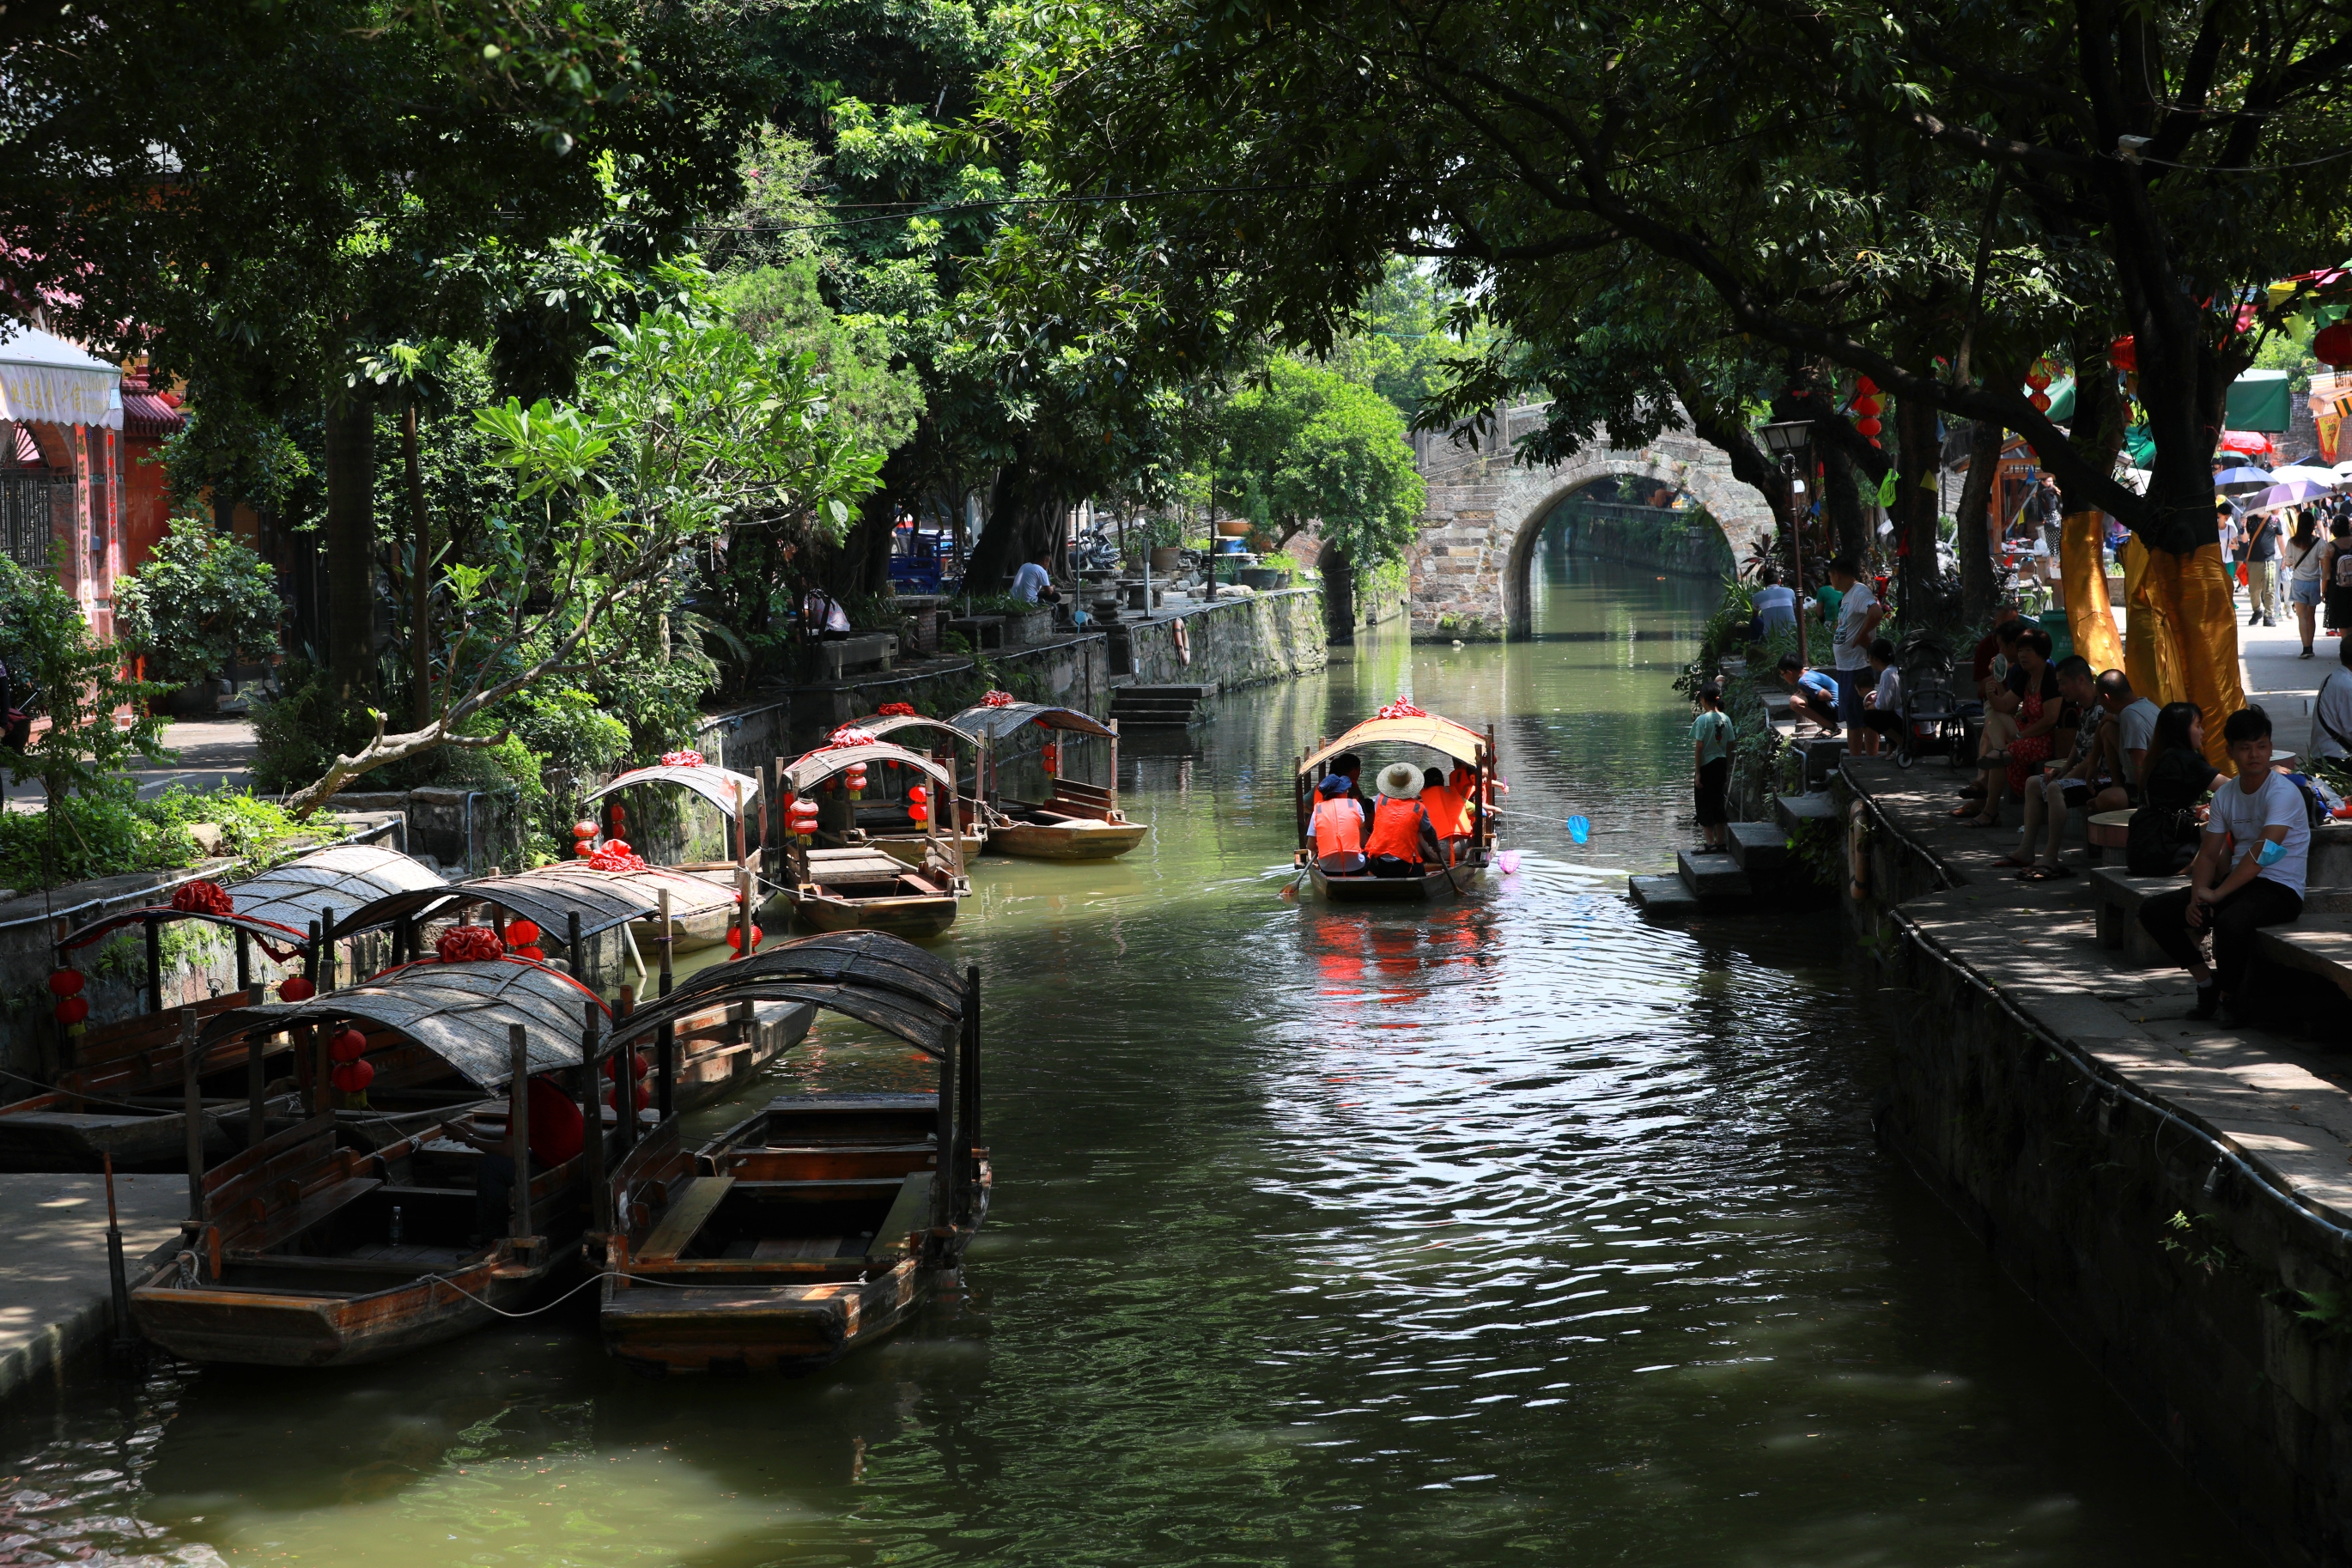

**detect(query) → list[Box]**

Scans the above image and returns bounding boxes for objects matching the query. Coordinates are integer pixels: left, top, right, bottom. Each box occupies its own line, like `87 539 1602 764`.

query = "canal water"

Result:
0 556 2242 1565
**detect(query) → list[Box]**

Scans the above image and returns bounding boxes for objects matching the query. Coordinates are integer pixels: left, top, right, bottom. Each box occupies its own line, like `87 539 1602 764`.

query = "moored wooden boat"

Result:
1292 708 1501 903
0 845 448 1172
128 957 609 1367
599 933 988 1374
777 740 963 939
945 701 1149 861
831 712 989 864
579 759 769 951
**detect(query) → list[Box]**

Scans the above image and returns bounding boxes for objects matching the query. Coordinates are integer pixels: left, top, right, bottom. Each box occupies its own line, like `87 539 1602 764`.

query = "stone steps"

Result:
1632 793 1832 919
1109 684 1214 729
1726 822 1788 872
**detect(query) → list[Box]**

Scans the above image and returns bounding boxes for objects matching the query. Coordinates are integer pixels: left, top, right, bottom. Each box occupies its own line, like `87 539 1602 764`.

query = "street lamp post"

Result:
1759 421 1813 668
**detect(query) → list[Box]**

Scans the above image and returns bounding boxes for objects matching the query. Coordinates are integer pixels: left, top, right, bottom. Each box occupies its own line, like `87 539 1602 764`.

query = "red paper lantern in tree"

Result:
53 996 88 1026
2026 364 2052 391
1851 394 1881 418
574 820 598 840
331 1059 374 1093
2109 336 2138 374
574 839 596 857
2316 321 2352 368
46 969 84 997
330 1026 368 1062
505 920 541 948
1854 417 1882 436
2030 391 2052 412
1853 376 1877 396
278 975 315 1002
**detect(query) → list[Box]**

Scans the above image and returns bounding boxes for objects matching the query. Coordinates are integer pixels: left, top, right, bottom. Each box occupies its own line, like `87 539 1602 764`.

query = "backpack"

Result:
2336 546 2352 588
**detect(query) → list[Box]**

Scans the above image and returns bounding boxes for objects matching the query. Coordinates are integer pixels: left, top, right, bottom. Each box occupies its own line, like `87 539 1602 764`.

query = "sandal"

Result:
1949 804 1986 817
2018 862 2076 880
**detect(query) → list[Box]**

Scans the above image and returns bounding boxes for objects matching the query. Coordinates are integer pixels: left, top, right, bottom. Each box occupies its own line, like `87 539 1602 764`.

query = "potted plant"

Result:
113 517 283 716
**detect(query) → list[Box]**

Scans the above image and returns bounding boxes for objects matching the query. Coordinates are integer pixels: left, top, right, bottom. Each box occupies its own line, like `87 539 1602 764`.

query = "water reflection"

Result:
0 561 2240 1566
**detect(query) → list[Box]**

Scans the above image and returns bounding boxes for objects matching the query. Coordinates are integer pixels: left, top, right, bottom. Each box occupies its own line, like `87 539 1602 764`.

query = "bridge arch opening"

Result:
1501 475 1737 638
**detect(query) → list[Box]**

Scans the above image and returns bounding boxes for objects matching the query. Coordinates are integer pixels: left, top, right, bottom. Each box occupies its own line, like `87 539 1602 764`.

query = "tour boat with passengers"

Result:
598 931 988 1374
946 695 1149 860
1293 702 1500 903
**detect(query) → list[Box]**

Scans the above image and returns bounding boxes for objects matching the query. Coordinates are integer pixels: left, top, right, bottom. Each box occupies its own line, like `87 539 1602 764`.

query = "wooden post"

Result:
1108 717 1120 811
507 1023 533 1243
245 991 266 1150
103 1152 131 1347
320 908 337 992
144 918 162 1016
735 866 753 962
568 911 586 995
180 1008 203 1222
580 1000 611 1237
613 988 636 1155
657 889 674 997
928 1007 957 1249
655 886 675 1118
234 928 250 994
957 964 981 1226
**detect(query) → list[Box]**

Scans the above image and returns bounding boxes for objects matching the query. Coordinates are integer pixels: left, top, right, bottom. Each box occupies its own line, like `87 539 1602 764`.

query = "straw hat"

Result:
1377 762 1423 799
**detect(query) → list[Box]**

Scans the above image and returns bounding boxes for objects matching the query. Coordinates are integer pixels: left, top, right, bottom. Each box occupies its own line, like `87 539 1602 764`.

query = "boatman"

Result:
1310 775 1368 875
1365 762 1443 878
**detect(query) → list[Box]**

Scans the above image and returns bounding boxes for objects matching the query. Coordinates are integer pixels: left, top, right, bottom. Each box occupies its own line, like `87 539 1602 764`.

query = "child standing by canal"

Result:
1693 681 1732 852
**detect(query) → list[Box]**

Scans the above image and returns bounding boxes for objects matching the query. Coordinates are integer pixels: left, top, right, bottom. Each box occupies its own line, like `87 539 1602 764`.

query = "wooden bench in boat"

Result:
237 1176 383 1254
638 1176 734 1261
868 1171 932 1255
804 848 916 886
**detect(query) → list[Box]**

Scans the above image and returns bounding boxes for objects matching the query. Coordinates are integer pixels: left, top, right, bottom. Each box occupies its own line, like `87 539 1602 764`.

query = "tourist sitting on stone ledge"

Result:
2124 702 2218 876
1969 599 2025 699
1955 626 2062 828
1994 653 2100 879
2137 705 2308 1025
1856 638 1904 757
1777 653 1841 736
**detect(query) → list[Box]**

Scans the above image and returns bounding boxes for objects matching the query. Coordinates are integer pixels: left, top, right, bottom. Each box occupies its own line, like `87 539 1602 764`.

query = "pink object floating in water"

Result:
1497 851 1522 874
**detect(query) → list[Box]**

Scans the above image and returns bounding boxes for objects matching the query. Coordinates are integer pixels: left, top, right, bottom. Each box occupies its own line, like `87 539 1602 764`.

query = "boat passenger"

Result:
1365 763 1442 878
1332 751 1376 834
1310 774 1368 876
1421 767 1468 864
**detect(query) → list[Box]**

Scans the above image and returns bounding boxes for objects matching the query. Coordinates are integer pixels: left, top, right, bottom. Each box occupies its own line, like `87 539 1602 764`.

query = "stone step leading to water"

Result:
1773 791 1838 836
1725 821 1790 872
1676 849 1752 899
1628 874 1701 915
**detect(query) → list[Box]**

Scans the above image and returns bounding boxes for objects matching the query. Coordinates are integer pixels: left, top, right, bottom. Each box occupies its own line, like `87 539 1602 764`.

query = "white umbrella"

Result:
2267 465 2343 486
2247 479 2333 511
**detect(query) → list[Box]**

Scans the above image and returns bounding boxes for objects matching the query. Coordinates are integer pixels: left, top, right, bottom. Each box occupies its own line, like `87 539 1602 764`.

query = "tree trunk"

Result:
1321 543 1356 642
964 459 1030 594
1954 421 2003 623
322 399 377 699
400 405 432 728
1818 438 1869 565
827 447 919 602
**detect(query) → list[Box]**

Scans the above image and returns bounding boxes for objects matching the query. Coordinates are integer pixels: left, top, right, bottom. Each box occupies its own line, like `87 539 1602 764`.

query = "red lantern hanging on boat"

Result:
514 945 546 963
53 995 88 1026
331 1059 374 1093
329 1026 368 1062
278 975 315 1002
46 969 84 997
2317 321 2352 368
846 763 868 799
603 1050 651 1083
1042 742 1060 773
504 920 541 948
574 821 598 840
726 925 764 951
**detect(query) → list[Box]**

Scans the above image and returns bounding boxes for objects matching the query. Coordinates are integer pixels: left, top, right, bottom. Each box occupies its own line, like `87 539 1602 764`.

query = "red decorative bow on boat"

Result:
659 750 706 768
169 878 234 916
1375 700 1428 720
435 925 506 964
981 690 1016 708
825 726 880 749
878 702 917 717
587 839 649 872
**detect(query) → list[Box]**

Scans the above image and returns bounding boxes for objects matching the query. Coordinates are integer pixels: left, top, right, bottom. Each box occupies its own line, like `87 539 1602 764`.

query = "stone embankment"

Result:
1844 757 2352 1566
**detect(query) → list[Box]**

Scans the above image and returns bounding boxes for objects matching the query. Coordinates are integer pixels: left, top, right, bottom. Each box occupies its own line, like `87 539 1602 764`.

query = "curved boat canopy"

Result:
198 958 599 1088
59 843 447 959
323 863 736 945
850 713 982 753
584 762 760 817
1298 714 1491 779
946 702 1116 744
608 930 963 1058
783 741 955 796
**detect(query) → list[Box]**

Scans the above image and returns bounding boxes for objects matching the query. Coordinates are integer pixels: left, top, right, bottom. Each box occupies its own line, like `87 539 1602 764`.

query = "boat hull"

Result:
987 820 1149 860
600 1256 933 1374
1310 858 1480 903
786 891 958 939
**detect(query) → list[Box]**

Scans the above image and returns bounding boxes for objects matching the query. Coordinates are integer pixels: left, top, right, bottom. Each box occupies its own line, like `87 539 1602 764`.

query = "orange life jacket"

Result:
1365 797 1430 863
1311 797 1364 857
1421 784 1465 838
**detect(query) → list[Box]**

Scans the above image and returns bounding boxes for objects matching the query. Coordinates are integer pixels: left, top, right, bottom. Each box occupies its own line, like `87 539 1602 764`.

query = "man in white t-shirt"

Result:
1010 546 1061 606
1826 556 1881 732
2136 705 2309 1024
2094 670 2161 806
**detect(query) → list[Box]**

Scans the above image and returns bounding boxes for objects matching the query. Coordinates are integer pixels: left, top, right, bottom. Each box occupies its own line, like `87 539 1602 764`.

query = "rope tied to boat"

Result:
402 1266 870 1318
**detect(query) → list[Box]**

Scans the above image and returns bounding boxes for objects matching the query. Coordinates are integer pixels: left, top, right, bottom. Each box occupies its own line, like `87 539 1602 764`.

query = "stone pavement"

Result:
1852 755 2352 1231
3 717 258 807
0 1172 185 1403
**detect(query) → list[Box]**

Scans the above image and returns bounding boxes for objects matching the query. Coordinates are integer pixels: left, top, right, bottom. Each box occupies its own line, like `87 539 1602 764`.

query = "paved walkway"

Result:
0 1173 185 1403
3 718 258 807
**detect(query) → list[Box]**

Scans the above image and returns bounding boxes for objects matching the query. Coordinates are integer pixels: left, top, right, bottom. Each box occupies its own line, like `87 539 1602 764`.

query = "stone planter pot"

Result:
1149 546 1182 574
1215 520 1254 538
1238 566 1284 591
1006 609 1056 646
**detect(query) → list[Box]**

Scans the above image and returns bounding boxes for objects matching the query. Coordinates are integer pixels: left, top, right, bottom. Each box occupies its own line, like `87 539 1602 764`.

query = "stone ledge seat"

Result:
2095 865 2352 970
2088 866 2182 967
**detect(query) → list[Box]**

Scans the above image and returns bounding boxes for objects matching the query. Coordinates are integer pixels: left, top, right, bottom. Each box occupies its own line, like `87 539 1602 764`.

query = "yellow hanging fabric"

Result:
2058 510 2126 674
2118 535 2168 702
2173 542 2246 776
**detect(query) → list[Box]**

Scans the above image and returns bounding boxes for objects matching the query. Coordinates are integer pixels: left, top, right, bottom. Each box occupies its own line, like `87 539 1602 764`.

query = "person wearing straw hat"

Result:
1364 762 1443 878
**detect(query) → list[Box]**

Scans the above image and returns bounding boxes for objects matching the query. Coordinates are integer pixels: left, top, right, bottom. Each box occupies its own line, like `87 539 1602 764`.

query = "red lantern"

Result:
907 785 928 805
2316 321 2352 368
1854 417 1882 436
1042 743 1060 772
608 804 626 827
909 804 929 824
574 839 596 857
2030 392 2051 412
53 996 88 1026
603 1050 651 1082
514 945 546 963
1851 395 1881 417
2026 366 2051 391
1853 376 1876 396
573 821 598 840
331 1059 374 1093
46 969 84 998
505 920 541 948
726 925 765 951
330 1026 368 1062
2109 335 2137 374
278 975 315 1003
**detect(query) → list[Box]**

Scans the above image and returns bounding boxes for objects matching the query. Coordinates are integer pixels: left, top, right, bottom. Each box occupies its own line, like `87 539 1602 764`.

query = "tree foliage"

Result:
1217 360 1426 569
112 518 284 690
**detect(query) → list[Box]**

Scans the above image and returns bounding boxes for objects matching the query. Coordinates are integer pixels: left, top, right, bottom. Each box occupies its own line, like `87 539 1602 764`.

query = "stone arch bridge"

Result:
1406 406 1775 639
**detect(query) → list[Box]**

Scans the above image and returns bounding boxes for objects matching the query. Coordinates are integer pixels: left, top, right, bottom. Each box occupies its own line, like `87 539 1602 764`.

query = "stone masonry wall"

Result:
1121 587 1328 689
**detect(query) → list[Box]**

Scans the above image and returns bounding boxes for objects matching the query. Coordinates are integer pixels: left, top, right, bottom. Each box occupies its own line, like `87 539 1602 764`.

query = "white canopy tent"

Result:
0 323 121 430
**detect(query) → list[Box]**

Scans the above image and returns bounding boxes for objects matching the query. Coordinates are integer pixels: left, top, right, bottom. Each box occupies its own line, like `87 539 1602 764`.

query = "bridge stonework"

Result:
1405 409 1775 639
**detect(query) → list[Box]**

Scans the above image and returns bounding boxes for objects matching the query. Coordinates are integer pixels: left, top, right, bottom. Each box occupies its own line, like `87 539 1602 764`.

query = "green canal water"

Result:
0 556 2243 1565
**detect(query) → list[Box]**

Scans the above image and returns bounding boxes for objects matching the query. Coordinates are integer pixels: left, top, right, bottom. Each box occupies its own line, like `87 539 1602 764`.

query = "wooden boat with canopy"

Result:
0 845 447 1171
325 872 811 1110
126 955 617 1367
776 738 963 939
1292 705 1499 903
822 709 988 865
599 931 988 1374
573 755 764 953
945 699 1148 860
